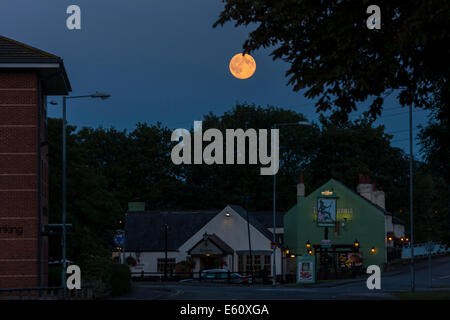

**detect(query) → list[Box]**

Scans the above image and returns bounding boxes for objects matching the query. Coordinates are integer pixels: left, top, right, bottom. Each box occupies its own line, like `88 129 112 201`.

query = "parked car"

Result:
230 273 252 284
199 269 252 284
200 268 229 281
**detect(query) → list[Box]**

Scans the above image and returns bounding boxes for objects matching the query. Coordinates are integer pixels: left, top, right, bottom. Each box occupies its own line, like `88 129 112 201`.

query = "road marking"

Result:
169 289 184 298
255 288 317 292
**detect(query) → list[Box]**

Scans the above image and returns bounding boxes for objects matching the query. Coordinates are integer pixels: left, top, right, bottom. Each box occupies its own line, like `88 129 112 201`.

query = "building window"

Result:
157 258 176 273
264 255 271 273
245 255 252 273
239 254 271 273
253 255 261 271
238 255 244 272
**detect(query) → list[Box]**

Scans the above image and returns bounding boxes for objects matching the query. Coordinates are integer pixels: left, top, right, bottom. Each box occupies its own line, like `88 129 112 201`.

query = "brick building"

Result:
0 35 71 288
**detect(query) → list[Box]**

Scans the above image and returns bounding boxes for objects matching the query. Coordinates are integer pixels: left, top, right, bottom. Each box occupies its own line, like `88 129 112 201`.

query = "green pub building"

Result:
284 174 405 279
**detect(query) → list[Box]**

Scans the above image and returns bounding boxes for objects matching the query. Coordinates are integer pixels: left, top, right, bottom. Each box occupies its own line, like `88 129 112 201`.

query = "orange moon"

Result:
229 53 256 79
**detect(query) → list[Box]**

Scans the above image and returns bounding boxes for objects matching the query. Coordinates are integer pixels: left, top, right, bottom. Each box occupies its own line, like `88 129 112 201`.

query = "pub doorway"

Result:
314 244 363 280
200 255 224 270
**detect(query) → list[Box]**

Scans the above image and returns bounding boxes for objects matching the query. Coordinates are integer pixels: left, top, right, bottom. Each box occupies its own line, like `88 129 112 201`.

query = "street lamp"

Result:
306 240 311 249
272 120 311 285
50 91 111 298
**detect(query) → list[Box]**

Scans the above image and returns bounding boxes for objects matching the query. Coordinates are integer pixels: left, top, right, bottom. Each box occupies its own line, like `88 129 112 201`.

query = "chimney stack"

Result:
297 172 305 197
356 173 373 201
356 174 386 209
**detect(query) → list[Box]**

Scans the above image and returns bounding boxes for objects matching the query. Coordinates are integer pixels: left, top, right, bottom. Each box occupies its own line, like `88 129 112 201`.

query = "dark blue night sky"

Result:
1 0 430 154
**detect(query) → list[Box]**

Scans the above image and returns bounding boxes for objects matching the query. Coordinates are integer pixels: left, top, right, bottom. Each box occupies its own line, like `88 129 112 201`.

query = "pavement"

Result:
119 255 450 300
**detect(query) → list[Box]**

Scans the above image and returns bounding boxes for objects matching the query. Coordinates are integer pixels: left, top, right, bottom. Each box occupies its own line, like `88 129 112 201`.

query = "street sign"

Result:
114 230 124 247
320 239 331 248
317 196 337 227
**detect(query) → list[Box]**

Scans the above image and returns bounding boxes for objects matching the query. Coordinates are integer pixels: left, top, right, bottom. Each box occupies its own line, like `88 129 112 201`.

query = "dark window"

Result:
264 255 271 273
157 258 175 273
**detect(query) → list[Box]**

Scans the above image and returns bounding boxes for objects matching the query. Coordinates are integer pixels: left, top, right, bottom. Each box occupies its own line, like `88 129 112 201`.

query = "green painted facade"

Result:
284 179 387 269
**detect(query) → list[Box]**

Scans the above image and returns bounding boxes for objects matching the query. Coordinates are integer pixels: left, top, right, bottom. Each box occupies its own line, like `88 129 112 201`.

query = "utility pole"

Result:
243 196 253 281
272 121 311 285
56 92 110 299
164 224 168 281
409 104 415 292
323 227 329 280
62 96 67 299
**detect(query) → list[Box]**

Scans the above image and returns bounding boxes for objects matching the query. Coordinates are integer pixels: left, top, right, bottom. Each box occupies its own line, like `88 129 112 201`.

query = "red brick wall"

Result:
0 71 48 288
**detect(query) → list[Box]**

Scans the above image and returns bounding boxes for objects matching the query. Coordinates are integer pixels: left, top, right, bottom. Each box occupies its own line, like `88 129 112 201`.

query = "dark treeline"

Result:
47 103 449 270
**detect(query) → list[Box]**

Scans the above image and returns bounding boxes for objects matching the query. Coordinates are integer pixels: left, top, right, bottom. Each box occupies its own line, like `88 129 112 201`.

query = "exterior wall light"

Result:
354 239 359 248
400 237 404 242
370 247 376 254
285 248 290 255
306 240 311 249
225 212 231 217
290 254 296 258
308 250 313 255
388 236 393 241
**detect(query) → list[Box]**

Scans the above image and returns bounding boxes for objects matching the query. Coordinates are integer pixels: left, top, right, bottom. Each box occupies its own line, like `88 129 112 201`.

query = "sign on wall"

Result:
297 255 315 283
317 197 337 227
346 252 363 267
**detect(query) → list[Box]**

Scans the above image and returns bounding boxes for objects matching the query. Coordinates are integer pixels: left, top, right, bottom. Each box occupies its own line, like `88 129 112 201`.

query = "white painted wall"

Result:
178 206 282 274
393 223 405 239
127 251 186 274
125 205 282 275
267 227 284 234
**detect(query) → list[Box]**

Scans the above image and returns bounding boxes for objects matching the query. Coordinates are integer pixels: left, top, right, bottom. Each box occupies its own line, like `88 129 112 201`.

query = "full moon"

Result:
229 53 256 79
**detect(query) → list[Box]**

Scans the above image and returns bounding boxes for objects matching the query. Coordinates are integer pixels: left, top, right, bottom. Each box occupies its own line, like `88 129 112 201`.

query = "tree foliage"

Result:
214 0 449 121
48 103 420 256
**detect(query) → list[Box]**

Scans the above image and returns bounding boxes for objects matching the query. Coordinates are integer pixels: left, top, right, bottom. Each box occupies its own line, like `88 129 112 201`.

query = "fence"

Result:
387 247 402 261
0 286 93 300
131 270 272 284
401 243 450 259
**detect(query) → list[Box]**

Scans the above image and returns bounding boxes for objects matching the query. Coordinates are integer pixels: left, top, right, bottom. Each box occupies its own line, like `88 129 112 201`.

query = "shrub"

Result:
102 262 132 297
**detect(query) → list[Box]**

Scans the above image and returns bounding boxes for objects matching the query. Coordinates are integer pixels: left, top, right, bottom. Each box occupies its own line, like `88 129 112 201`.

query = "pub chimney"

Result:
297 172 305 197
356 174 386 209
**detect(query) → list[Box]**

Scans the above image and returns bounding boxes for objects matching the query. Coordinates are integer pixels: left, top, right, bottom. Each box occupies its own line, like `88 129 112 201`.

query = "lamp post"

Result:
241 196 253 281
164 224 168 281
408 104 415 292
272 121 311 285
52 92 110 298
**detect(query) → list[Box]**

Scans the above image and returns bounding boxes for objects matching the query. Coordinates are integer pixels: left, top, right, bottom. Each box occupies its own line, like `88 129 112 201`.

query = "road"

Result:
121 256 450 300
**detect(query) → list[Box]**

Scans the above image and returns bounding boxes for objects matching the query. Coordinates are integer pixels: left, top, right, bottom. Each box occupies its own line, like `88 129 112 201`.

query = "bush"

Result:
102 262 131 297
78 256 132 299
